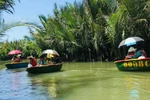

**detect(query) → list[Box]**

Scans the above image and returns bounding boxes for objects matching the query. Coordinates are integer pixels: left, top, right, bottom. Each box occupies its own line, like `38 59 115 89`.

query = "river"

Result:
0 61 150 100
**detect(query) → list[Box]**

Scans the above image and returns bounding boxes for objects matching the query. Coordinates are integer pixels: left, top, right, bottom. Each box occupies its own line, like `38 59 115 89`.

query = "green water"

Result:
0 61 150 100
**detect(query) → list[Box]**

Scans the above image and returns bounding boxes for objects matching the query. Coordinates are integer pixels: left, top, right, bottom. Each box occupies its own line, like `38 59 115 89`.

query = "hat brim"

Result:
27 56 34 59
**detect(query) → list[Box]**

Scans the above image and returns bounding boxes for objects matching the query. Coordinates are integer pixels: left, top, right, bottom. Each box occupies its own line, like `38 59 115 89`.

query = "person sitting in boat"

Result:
27 56 38 68
12 54 21 62
46 53 54 64
52 55 62 64
125 47 136 59
17 54 22 61
132 47 146 59
38 55 46 65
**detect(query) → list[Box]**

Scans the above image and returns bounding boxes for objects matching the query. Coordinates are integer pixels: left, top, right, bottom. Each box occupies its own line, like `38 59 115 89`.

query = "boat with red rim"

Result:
114 58 150 71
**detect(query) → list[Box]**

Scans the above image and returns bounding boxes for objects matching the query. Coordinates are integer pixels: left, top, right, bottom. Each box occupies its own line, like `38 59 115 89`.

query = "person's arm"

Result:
142 50 146 57
12 57 14 61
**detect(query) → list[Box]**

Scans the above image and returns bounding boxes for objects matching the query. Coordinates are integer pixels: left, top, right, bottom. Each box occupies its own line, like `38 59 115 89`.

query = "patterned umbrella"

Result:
118 36 144 48
42 49 59 56
8 50 22 55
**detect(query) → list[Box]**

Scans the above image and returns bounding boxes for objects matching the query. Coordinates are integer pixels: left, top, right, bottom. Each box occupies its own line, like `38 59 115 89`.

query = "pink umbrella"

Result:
8 50 22 55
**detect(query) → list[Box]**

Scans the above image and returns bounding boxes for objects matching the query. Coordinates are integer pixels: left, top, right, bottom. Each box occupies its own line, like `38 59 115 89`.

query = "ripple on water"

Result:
0 68 52 100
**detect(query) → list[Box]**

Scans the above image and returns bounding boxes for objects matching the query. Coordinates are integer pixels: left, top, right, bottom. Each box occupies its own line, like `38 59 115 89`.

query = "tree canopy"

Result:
1 0 150 61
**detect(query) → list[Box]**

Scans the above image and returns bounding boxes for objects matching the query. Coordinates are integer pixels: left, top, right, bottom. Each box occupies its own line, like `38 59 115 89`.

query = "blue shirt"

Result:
39 60 46 65
132 50 142 58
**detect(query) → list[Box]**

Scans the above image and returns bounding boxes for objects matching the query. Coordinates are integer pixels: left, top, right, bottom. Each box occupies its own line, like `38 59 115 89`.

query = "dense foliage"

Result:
1 0 150 61
0 38 41 60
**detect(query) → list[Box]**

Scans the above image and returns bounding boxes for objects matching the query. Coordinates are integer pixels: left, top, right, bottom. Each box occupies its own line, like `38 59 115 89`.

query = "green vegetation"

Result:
0 0 150 61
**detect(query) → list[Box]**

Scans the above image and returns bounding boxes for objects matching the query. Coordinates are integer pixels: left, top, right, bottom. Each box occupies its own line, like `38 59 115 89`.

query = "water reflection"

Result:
0 68 51 100
1 62 150 100
124 75 140 100
29 74 59 99
47 77 57 98
0 68 29 99
12 71 20 91
124 73 150 100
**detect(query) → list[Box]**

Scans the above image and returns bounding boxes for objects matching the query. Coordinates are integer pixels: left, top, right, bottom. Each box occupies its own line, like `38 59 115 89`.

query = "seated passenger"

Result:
27 56 38 68
53 55 62 64
132 47 146 59
46 53 54 64
125 47 136 59
38 56 46 65
12 54 21 62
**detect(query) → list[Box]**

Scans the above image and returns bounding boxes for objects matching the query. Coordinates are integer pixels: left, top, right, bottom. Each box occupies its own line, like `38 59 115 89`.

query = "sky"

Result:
2 0 82 41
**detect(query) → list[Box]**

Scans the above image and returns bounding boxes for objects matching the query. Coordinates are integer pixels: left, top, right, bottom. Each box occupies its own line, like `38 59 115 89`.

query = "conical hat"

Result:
128 47 136 52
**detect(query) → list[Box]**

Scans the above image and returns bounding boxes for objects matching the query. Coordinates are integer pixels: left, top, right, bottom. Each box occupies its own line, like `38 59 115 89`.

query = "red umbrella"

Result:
8 50 22 55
